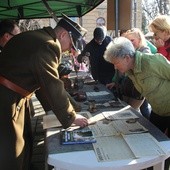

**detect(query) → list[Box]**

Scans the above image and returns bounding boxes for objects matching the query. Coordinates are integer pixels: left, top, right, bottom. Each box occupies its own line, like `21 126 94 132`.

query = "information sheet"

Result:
102 107 138 120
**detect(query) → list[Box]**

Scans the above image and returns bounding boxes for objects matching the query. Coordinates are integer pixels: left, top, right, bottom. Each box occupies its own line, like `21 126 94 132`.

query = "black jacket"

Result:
77 36 115 85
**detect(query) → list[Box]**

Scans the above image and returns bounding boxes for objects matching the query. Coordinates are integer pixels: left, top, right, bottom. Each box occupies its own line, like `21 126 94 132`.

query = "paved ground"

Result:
30 96 53 170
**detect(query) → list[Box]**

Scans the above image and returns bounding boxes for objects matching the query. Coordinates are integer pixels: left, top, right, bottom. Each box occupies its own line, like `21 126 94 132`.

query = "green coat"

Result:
0 27 75 169
127 51 170 116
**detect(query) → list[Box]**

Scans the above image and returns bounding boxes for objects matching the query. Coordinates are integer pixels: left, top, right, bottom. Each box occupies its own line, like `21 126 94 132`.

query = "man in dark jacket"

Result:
0 16 88 170
0 19 20 52
77 27 115 85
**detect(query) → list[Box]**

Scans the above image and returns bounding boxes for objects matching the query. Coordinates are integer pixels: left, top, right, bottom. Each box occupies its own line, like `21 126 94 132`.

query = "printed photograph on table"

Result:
102 107 138 120
61 129 96 145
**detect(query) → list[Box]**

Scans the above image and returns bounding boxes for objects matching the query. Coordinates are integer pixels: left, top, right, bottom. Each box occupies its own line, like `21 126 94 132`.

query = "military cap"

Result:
57 14 87 51
61 13 87 36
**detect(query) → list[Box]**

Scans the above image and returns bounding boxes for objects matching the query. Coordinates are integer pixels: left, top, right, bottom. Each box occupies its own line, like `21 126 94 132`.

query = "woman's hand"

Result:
154 38 164 48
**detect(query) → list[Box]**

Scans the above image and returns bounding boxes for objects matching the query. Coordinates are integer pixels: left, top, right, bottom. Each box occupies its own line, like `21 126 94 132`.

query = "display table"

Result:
45 119 170 170
47 142 170 170
44 82 170 170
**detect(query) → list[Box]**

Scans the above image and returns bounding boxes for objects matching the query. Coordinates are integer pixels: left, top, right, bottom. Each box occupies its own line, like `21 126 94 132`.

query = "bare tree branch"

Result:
142 0 170 32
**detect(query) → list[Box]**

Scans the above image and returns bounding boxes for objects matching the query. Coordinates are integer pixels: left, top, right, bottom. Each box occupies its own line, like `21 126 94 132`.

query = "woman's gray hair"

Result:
104 37 135 63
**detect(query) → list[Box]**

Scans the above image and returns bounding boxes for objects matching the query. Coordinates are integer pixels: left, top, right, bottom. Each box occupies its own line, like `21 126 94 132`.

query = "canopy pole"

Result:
42 0 59 22
115 0 119 37
76 5 83 26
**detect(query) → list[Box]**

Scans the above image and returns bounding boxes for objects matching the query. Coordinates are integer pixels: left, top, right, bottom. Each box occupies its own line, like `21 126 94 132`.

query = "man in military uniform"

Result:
0 16 88 170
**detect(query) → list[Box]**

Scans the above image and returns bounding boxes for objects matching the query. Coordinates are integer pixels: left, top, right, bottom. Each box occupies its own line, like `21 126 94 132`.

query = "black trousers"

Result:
148 111 170 170
150 111 170 137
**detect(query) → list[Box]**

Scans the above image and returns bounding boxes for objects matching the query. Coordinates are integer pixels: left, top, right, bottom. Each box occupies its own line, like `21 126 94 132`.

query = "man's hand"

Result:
73 114 88 127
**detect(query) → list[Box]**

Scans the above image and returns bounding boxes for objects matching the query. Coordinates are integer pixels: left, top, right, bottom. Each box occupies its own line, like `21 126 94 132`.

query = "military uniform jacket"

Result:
0 27 76 128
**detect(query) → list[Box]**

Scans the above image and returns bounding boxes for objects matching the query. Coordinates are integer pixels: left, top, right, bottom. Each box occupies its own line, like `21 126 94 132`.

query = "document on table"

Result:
78 111 105 124
89 120 120 136
93 135 135 161
86 90 114 102
90 117 167 162
43 111 96 130
89 119 148 137
86 91 110 96
94 100 125 109
102 107 138 120
93 133 167 162
123 133 167 158
112 119 148 134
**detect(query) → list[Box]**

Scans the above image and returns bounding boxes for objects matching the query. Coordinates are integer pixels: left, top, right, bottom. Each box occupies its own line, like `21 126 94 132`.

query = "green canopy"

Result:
0 0 104 20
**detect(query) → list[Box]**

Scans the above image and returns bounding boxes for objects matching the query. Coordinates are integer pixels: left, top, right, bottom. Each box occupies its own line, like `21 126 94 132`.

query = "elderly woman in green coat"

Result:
104 37 170 137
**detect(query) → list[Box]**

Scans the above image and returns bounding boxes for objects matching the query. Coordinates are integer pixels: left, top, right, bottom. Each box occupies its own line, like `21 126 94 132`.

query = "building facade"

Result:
81 0 142 42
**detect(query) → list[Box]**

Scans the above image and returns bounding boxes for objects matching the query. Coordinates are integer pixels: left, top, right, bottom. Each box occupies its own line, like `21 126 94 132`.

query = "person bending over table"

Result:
0 15 88 170
77 27 115 85
104 36 170 137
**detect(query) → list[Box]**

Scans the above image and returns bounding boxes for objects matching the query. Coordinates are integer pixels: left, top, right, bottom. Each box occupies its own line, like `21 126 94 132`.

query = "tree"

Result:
142 0 170 20
19 19 41 32
142 0 170 32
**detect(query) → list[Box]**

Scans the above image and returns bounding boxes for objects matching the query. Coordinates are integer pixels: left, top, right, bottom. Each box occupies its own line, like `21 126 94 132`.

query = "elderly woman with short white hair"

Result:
104 36 170 137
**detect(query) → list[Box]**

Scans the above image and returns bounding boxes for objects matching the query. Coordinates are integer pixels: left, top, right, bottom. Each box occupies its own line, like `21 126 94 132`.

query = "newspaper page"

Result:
112 119 148 134
89 119 147 137
93 133 167 162
123 133 167 158
102 107 138 120
78 111 105 125
88 113 105 125
89 120 120 137
93 135 135 162
91 119 167 162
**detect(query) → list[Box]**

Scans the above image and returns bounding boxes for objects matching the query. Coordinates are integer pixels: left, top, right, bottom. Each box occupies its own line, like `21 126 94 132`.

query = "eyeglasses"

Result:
153 31 158 36
153 30 162 37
